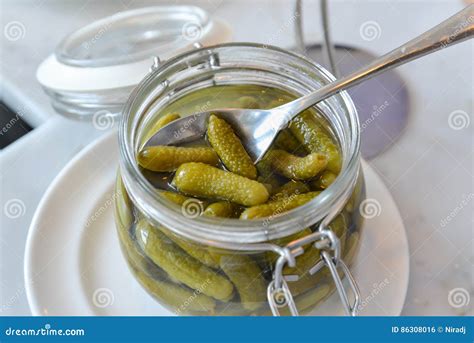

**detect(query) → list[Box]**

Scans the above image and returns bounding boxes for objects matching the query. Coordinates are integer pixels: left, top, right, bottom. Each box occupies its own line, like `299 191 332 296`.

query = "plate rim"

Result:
24 131 117 316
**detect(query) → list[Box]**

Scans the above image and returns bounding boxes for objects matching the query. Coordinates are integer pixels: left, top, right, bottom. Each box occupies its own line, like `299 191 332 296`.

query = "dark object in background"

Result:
0 102 32 149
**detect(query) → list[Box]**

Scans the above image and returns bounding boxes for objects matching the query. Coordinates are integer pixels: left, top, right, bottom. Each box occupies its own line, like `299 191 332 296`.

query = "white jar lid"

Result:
36 6 232 118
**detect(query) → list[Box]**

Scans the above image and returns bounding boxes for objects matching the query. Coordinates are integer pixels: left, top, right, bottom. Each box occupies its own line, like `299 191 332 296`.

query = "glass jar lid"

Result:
36 6 232 119
55 6 211 68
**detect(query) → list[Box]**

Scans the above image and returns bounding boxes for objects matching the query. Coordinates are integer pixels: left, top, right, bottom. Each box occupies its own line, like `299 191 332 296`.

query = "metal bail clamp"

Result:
267 278 298 316
267 227 361 316
321 249 360 316
267 246 301 316
314 227 361 317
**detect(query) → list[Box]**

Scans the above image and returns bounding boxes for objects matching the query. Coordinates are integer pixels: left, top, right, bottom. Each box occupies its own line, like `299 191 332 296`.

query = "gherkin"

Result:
289 111 342 173
172 163 269 206
266 149 328 180
207 114 257 179
134 267 216 313
311 170 337 190
240 191 321 219
271 180 310 200
143 112 181 142
203 201 241 218
219 255 267 311
136 220 234 301
138 146 218 172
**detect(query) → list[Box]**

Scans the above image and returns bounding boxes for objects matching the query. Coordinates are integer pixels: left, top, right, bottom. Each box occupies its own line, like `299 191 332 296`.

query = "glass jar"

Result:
114 43 365 316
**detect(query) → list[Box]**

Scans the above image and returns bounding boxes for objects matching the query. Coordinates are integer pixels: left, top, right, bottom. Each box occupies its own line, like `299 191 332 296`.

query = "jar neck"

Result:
119 43 361 246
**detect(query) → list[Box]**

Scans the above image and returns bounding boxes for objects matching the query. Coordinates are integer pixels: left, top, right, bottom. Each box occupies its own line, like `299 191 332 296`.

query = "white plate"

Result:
25 131 409 316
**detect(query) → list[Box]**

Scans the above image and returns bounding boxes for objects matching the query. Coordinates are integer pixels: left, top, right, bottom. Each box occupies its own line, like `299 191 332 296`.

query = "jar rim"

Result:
119 42 361 246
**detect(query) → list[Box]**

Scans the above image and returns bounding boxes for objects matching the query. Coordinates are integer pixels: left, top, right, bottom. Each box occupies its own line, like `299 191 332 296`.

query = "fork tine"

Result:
144 112 210 148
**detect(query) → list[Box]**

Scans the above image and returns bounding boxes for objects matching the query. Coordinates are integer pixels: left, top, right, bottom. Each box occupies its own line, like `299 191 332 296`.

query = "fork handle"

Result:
277 5 473 126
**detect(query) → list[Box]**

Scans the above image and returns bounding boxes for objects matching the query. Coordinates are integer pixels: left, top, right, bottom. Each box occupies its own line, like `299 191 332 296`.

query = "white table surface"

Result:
0 0 472 316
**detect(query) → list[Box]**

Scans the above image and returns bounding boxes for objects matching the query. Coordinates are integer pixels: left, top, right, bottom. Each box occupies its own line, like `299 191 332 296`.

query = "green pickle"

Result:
114 84 364 316
207 114 257 179
160 228 219 269
311 170 337 190
134 267 216 314
172 162 269 206
271 180 310 200
240 192 321 219
158 190 191 206
274 129 306 154
203 201 241 218
289 111 342 173
143 112 181 142
219 255 267 311
256 158 283 191
138 146 218 172
136 220 234 301
236 95 262 109
158 190 208 214
266 149 328 180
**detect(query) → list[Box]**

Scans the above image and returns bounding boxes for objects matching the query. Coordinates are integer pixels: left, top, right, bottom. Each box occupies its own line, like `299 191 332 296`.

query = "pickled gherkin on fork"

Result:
289 111 342 173
207 114 257 179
